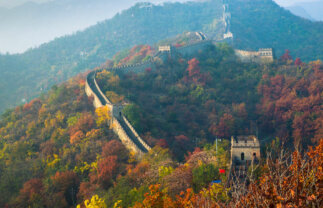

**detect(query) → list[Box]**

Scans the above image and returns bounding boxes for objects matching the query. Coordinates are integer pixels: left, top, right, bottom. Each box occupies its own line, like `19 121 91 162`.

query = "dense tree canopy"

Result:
0 43 321 207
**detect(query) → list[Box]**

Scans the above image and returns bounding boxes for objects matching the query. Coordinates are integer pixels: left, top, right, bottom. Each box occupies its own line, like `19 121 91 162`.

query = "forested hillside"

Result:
1 0 323 113
97 44 322 159
229 0 323 61
0 43 321 207
0 0 224 113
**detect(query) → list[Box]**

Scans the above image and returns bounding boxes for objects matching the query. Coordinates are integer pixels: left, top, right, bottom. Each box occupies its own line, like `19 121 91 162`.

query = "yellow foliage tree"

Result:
77 195 107 208
105 91 124 104
108 75 120 88
128 151 137 164
95 106 111 126
158 166 174 179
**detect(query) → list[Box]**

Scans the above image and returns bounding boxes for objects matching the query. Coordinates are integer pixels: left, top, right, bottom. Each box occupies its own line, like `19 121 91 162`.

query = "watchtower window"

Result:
241 152 245 161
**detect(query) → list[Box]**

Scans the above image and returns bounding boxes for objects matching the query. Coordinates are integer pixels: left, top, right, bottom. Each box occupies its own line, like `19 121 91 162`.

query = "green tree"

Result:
192 163 219 192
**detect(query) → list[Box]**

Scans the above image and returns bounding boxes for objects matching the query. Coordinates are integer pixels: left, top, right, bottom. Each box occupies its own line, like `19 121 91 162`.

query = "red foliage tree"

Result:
15 178 45 207
77 182 99 203
294 57 302 66
23 98 42 112
257 66 323 145
70 130 85 144
187 58 200 77
156 139 168 148
69 113 94 135
184 58 210 85
280 49 292 62
209 113 235 138
90 156 119 189
51 171 80 206
102 140 128 161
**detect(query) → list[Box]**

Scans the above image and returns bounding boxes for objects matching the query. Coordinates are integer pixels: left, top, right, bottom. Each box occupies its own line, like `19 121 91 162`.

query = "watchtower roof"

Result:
259 48 273 51
231 135 260 148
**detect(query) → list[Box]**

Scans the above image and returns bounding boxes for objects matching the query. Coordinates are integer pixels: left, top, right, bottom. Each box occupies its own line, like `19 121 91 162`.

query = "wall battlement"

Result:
235 48 274 63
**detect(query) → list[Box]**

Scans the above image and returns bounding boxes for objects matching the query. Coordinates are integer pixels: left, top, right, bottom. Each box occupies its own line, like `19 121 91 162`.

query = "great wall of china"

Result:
85 36 212 157
85 25 270 161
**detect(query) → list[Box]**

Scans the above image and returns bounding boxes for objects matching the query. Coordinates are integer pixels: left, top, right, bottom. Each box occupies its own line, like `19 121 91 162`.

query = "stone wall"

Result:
235 49 274 64
85 69 150 157
111 59 154 75
85 38 214 158
111 117 145 158
176 40 212 57
85 71 104 108
235 49 259 62
123 116 151 151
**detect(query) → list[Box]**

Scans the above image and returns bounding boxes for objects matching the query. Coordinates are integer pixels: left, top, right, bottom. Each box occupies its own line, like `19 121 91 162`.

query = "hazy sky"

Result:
0 0 184 8
0 0 321 53
274 0 322 6
1 0 322 8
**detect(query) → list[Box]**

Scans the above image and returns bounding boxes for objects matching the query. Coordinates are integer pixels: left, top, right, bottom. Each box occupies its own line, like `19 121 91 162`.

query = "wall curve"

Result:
85 37 213 158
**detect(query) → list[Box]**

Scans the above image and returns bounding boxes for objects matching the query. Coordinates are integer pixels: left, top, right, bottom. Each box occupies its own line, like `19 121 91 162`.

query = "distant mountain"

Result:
294 1 323 21
0 0 322 113
0 0 224 113
0 0 188 54
228 0 323 60
0 0 125 53
286 5 315 21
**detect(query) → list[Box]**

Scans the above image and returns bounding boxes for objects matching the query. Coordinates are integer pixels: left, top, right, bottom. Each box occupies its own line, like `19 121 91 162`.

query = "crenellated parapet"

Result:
235 48 274 63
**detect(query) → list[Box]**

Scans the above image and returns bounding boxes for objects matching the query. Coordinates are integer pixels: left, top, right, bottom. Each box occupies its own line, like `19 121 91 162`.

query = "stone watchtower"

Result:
229 135 260 183
158 45 172 53
258 48 274 63
231 135 260 164
230 135 260 178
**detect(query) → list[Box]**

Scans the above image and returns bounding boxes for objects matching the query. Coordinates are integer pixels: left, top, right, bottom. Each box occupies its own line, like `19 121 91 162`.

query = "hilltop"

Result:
0 0 322 113
229 0 323 60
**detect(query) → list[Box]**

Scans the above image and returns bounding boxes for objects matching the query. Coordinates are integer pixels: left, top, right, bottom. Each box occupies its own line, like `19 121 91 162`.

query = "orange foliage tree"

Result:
231 139 323 207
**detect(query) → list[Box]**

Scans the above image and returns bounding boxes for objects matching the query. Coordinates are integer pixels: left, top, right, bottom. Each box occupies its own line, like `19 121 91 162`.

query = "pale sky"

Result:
0 0 183 8
1 0 321 8
274 0 322 6
0 0 321 53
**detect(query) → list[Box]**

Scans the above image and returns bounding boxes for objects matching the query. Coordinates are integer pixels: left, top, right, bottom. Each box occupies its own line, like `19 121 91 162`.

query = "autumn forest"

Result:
0 40 321 207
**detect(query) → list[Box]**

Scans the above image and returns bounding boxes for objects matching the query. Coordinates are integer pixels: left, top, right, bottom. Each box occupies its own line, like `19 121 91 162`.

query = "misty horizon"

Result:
0 0 322 54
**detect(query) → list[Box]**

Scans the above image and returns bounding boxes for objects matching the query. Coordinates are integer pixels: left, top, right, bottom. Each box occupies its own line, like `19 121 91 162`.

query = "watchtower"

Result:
229 135 260 179
231 135 260 165
158 45 172 53
258 48 274 63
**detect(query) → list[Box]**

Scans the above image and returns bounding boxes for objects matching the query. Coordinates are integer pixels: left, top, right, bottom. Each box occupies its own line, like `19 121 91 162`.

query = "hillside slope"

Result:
1 0 322 113
0 0 224 113
0 42 321 207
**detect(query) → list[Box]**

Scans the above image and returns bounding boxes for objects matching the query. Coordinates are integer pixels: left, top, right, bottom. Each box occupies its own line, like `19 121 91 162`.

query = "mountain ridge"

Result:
0 0 322 114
